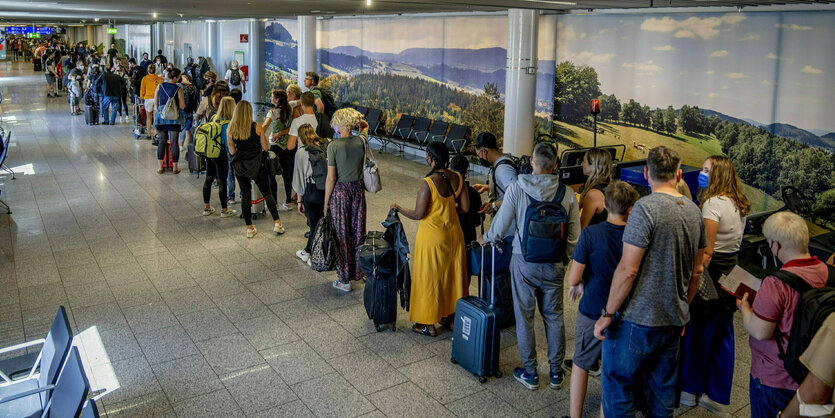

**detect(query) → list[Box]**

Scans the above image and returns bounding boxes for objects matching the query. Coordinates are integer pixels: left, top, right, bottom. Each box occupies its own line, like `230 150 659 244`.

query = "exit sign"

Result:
240 34 248 43
107 28 117 34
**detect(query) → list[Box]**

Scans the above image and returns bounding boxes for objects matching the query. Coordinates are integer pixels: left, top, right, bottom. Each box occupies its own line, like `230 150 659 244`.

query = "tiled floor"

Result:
0 60 753 417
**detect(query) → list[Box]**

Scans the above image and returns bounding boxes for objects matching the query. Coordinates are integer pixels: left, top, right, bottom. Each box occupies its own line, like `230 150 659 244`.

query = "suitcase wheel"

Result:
450 356 457 364
374 324 382 332
478 376 487 384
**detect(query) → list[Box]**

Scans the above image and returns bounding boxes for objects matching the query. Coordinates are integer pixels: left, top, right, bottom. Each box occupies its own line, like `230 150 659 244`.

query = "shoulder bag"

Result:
362 136 382 193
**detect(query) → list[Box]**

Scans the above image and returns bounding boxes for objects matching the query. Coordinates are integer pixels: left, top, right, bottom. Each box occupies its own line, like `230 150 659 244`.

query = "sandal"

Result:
411 323 437 337
173 169 181 174
157 169 164 174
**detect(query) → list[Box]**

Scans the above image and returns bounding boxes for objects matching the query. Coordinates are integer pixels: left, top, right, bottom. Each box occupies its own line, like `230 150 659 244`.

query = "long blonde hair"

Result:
228 100 254 140
580 148 613 203
699 155 751 217
298 124 322 147
215 97 236 120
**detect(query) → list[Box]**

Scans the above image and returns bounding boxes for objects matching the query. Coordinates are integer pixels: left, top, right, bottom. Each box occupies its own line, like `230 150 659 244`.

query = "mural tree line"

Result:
554 61 835 222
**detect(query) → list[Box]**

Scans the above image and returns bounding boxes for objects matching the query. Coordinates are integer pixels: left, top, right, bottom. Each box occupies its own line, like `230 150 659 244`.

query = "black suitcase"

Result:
451 243 503 383
85 104 99 125
359 232 397 331
33 58 42 72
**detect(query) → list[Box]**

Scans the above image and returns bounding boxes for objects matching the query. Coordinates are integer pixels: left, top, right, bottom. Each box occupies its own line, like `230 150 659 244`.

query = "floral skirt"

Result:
329 180 366 283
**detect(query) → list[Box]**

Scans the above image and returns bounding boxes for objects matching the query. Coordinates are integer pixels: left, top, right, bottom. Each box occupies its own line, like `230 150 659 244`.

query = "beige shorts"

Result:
144 98 155 113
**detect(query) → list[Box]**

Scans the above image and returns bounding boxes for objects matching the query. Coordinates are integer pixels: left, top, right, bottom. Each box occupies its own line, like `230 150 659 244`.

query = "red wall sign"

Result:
240 34 248 43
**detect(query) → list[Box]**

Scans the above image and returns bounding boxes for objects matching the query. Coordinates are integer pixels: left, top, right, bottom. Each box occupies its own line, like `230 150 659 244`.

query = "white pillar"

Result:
206 21 220 73
154 22 164 56
297 16 316 87
86 25 95 45
503 9 538 157
249 19 265 103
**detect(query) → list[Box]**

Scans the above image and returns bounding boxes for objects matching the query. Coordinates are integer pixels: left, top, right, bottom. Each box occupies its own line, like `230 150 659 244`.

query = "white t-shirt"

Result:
224 69 243 88
701 196 746 253
289 113 318 138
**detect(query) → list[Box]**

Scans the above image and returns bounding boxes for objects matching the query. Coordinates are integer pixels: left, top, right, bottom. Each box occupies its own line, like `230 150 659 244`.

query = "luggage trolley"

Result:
133 96 147 139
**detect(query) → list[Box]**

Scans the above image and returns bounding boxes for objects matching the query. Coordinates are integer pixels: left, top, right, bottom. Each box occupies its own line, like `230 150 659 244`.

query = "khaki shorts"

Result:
144 98 155 113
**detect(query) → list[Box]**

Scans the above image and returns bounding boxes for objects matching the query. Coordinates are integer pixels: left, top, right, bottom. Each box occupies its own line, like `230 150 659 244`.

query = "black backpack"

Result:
312 86 337 119
182 84 199 113
306 143 329 191
314 112 335 140
770 265 835 384
492 155 533 195
229 69 242 86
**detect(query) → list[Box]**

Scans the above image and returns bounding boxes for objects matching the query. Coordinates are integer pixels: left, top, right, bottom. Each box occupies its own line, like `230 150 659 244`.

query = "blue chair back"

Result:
0 133 7 167
49 347 90 418
81 398 100 418
38 306 73 407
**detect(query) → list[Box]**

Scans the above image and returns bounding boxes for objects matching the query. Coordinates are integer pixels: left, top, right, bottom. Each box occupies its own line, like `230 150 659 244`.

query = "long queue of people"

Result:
65 48 835 416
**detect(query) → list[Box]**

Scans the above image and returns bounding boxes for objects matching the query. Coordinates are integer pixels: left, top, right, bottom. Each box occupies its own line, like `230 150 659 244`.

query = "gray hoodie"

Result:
484 173 581 260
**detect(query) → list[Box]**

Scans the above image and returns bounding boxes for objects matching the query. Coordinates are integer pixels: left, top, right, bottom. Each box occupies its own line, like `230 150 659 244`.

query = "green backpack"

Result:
194 119 228 159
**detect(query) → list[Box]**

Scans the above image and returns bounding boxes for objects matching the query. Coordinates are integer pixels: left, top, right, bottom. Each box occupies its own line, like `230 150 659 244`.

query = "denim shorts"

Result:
573 312 602 371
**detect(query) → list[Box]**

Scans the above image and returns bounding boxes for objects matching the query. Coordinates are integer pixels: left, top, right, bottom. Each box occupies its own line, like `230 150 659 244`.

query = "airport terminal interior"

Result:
1 1 834 417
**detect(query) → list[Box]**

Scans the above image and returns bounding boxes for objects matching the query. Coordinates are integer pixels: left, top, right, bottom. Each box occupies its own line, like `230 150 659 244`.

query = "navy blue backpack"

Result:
520 183 568 263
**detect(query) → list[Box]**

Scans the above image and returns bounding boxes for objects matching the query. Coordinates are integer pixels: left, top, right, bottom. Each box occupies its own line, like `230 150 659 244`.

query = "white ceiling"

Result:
0 0 832 24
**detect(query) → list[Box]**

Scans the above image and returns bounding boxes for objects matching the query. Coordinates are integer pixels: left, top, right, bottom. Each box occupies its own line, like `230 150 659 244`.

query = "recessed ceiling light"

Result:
153 12 157 18
521 0 576 4
366 0 371 5
94 17 99 22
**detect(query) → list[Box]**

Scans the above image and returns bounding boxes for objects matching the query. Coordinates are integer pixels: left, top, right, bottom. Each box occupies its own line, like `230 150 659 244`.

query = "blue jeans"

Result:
682 305 735 405
602 319 681 418
102 96 119 124
227 156 236 200
749 375 794 418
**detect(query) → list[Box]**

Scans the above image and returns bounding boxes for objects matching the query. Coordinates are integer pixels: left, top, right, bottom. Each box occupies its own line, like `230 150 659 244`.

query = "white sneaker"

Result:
698 395 730 417
280 203 292 211
332 280 352 292
219 209 237 218
273 222 286 235
246 227 258 238
680 391 697 407
203 207 216 216
296 250 310 263
228 198 236 205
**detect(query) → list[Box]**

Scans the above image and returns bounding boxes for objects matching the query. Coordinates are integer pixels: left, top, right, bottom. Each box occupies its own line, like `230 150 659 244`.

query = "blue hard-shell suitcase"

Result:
450 242 502 383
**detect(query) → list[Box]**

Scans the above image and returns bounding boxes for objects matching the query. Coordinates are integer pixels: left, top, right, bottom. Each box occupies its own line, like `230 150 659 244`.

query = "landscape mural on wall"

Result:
264 11 835 221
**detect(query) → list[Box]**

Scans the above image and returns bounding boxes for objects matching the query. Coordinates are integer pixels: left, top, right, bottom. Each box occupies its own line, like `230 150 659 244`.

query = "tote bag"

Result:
363 137 382 193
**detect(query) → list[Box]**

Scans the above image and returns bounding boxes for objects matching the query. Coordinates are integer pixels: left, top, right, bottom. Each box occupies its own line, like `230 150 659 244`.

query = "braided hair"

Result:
425 142 450 177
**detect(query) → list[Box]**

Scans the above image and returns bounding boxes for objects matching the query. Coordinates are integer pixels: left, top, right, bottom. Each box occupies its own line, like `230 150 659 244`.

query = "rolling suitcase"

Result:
161 142 173 170
33 58 42 72
451 242 503 383
185 143 204 176
84 104 99 125
359 232 397 332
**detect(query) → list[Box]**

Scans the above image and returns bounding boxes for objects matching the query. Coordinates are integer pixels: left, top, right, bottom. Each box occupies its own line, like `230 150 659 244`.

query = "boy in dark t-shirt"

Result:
565 181 639 418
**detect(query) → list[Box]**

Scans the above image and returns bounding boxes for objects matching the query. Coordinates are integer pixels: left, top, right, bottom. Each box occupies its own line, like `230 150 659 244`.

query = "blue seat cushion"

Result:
0 377 44 418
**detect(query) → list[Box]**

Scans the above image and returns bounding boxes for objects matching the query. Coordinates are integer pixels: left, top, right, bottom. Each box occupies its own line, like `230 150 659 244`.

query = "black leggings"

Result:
302 187 325 253
203 154 229 209
236 169 280 226
268 146 296 204
119 92 129 116
157 130 181 162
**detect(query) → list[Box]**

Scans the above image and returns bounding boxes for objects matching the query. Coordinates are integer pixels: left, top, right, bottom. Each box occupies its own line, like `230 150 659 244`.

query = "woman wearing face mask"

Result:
391 141 470 337
680 155 750 416
578 148 613 229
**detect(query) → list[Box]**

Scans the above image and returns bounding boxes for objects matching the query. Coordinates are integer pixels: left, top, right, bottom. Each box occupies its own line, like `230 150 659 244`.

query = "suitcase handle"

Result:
479 242 497 307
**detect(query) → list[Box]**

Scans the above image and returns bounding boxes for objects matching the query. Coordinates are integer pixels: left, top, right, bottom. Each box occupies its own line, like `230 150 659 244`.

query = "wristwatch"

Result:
491 202 498 212
601 308 616 318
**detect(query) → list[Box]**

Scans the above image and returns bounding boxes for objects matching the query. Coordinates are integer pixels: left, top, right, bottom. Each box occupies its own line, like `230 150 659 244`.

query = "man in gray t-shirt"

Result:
593 146 706 418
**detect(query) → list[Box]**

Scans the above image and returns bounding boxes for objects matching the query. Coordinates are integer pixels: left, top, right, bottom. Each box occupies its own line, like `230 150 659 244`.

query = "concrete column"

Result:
206 21 220 73
297 16 316 87
86 25 95 45
249 19 265 103
502 9 538 157
154 22 164 56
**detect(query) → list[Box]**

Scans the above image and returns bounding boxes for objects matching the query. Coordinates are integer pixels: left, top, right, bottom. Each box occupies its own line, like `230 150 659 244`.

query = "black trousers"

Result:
236 168 280 226
203 154 229 209
302 186 325 253
268 146 296 204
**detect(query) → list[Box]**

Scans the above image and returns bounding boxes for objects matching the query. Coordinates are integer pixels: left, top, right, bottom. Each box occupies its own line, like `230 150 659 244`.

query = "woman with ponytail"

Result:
392 142 470 337
323 108 370 292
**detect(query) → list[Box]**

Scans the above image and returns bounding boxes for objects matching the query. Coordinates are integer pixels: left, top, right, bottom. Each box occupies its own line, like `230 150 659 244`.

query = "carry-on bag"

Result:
450 242 503 383
249 179 265 219
311 214 338 272
359 231 397 331
185 143 204 175
84 103 98 125
161 142 174 170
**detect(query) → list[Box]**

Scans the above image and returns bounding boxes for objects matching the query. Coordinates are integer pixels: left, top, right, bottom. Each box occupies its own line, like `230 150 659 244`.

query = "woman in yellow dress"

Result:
392 142 470 337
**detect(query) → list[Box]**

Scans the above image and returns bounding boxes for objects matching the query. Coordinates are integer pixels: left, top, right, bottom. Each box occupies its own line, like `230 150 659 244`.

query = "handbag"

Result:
265 151 282 177
311 214 338 272
362 137 382 193
695 269 719 302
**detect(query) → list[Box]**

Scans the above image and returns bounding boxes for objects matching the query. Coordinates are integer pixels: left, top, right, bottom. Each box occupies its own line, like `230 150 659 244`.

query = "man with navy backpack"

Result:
478 142 580 391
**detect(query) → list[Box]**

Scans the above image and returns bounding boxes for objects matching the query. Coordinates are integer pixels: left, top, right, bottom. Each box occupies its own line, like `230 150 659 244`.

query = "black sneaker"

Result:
151 140 159 146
